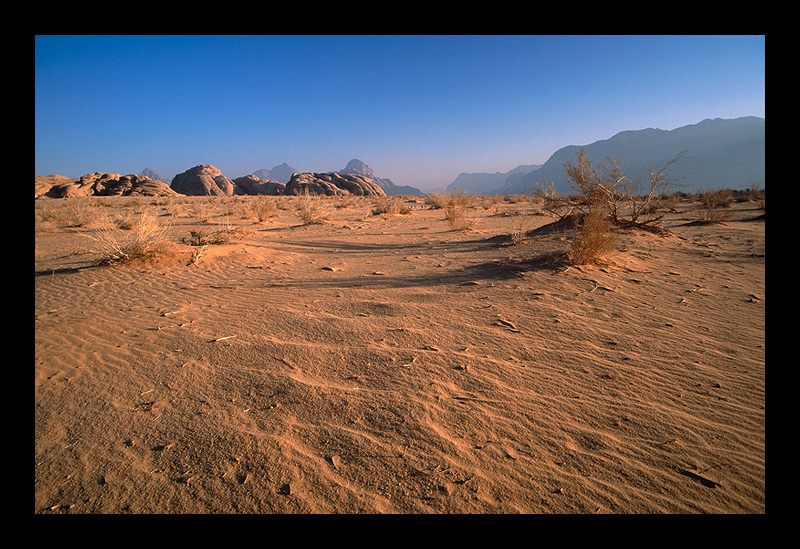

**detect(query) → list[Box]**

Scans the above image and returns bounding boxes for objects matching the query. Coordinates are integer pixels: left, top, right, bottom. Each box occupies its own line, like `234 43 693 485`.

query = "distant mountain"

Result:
446 164 542 195
139 168 171 184
498 117 765 195
339 159 421 196
252 163 297 184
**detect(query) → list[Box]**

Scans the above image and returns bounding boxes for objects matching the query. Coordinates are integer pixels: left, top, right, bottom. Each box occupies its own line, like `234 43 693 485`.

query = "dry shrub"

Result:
695 189 733 224
542 148 684 232
297 193 329 225
444 204 475 231
507 212 534 245
249 195 277 222
564 209 617 265
183 229 229 246
372 197 412 216
425 189 471 210
88 212 176 265
191 199 215 223
40 199 101 228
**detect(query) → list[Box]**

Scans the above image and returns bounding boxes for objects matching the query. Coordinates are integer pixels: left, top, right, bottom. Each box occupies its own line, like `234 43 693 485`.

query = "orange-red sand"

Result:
35 195 765 513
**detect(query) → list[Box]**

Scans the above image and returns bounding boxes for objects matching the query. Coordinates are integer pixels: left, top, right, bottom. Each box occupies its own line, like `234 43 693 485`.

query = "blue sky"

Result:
35 35 765 191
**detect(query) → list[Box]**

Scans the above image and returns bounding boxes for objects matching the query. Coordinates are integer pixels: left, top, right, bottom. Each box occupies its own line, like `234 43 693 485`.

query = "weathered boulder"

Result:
284 172 386 197
170 164 236 196
233 175 286 196
89 173 178 197
35 173 177 198
35 175 91 198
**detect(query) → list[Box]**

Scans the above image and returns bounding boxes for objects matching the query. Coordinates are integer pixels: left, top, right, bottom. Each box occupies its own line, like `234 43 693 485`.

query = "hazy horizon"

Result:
35 35 765 192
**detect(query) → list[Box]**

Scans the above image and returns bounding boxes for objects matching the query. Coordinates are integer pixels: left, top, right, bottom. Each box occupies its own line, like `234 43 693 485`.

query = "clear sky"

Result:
35 35 765 192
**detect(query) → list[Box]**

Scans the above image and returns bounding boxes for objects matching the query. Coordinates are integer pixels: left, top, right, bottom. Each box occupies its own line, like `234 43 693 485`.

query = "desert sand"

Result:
34 194 765 514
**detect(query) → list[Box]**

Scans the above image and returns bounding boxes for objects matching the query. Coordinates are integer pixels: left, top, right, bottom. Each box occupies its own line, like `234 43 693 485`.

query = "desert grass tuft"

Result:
238 195 277 222
295 192 330 225
507 211 534 245
372 197 412 216
87 212 176 265
39 199 103 228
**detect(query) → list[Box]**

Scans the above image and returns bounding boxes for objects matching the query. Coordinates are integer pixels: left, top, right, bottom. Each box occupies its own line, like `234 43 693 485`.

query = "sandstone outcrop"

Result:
35 173 178 198
284 172 386 197
233 175 286 196
170 164 236 196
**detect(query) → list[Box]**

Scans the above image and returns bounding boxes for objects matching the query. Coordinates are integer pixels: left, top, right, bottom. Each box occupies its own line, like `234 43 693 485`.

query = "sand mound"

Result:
35 195 765 513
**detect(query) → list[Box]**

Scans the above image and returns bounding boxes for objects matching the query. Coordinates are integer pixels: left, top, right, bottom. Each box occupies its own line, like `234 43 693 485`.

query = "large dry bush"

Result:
539 148 684 232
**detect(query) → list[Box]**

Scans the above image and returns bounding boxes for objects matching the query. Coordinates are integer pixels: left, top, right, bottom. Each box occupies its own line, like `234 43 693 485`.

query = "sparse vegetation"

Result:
424 189 472 210
296 192 329 225
694 189 734 224
539 148 685 234
564 208 618 265
38 199 100 228
372 197 412 216
444 203 476 231
246 195 278 222
535 149 692 264
87 212 175 265
507 211 534 245
191 199 215 223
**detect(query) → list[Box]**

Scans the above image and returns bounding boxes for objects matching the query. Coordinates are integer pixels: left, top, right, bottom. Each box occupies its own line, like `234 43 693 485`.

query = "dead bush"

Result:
540 149 684 233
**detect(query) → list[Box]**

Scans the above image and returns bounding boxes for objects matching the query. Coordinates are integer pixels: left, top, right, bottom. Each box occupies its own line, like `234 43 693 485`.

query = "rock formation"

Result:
284 172 386 197
35 173 178 198
170 164 236 196
233 175 286 196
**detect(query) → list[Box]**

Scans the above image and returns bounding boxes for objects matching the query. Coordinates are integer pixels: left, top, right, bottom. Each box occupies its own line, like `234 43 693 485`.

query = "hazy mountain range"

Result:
453 117 764 196
446 164 542 195
252 163 297 184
